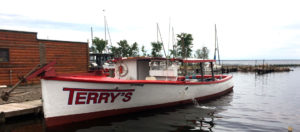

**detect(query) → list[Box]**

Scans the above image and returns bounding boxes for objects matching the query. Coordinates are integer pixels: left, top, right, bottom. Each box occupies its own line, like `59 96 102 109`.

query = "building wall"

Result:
39 40 88 74
0 29 88 86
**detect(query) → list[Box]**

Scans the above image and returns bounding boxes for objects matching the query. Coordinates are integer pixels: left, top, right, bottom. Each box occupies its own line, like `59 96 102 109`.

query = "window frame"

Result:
0 48 10 62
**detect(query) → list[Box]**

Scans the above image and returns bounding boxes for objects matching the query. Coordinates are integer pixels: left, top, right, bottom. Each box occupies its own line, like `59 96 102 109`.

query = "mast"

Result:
104 16 107 47
172 27 176 58
105 17 113 48
103 9 112 53
156 23 169 79
91 27 94 53
214 24 221 65
217 25 221 65
214 24 217 61
168 17 171 57
157 23 159 45
156 23 167 58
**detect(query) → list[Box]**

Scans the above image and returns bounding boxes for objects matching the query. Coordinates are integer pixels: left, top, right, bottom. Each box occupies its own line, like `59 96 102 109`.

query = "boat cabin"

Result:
89 53 114 70
113 57 219 82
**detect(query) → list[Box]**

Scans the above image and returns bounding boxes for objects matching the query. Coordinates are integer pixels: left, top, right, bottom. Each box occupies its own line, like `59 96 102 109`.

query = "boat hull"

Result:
41 76 233 127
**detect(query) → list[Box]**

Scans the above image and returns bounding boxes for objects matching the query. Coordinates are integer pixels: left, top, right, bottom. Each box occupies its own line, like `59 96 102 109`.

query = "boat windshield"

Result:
150 61 167 70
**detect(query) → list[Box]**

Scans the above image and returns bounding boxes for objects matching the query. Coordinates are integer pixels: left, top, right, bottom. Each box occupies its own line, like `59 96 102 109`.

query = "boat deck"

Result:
43 75 232 85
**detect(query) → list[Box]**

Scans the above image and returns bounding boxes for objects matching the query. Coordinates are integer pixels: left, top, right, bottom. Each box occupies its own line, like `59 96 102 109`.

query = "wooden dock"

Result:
0 100 42 123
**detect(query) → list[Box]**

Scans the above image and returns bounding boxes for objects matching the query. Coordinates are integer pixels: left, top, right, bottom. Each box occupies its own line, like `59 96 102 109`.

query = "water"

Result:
2 67 300 132
222 60 300 65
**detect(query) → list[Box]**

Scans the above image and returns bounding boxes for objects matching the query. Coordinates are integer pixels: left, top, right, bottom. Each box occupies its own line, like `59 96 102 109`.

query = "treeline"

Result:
90 33 209 59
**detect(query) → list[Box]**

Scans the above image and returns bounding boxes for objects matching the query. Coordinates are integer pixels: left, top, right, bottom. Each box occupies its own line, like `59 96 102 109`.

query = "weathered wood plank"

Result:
0 100 42 123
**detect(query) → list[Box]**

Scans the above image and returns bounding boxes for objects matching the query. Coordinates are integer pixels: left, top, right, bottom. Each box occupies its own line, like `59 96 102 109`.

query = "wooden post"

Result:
200 63 204 82
39 43 46 65
9 69 12 87
210 62 215 81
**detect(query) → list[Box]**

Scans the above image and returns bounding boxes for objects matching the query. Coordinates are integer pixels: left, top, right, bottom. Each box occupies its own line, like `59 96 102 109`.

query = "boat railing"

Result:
177 75 225 82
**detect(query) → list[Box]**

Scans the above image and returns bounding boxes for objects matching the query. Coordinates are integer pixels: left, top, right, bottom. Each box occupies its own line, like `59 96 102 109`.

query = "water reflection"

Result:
46 92 233 132
179 112 216 131
0 91 233 132
0 114 44 132
171 93 233 132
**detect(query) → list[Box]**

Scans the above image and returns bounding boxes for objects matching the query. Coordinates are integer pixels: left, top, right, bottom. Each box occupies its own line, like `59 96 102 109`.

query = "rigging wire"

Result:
157 23 167 58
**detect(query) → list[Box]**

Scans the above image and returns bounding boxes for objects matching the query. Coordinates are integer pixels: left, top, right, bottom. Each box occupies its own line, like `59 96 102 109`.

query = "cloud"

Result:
1 0 300 59
0 13 105 32
283 23 300 30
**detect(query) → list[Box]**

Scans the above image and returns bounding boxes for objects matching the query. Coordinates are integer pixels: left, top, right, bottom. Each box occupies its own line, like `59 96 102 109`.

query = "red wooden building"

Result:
0 29 89 86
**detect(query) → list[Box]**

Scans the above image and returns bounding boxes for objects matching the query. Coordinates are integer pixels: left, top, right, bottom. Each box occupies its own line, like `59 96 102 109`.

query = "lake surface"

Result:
222 59 300 65
1 67 300 132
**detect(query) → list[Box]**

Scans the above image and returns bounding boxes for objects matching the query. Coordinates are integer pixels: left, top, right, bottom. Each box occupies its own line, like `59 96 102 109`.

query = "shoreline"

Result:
221 64 296 74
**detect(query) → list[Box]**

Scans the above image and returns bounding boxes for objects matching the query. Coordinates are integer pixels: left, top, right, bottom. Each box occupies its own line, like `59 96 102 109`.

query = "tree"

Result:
111 40 140 57
141 45 147 56
151 42 163 57
129 42 139 57
177 33 193 58
169 44 179 58
89 46 97 53
118 40 130 57
110 46 121 57
93 37 107 54
195 49 202 59
201 46 209 59
195 46 209 59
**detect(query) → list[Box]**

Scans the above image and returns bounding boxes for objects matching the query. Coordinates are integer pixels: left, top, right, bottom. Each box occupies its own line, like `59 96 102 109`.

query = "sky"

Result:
1 0 300 60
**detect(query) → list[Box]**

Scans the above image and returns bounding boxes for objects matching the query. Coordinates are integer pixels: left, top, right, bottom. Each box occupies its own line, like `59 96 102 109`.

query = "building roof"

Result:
0 29 87 44
38 39 87 44
0 29 37 34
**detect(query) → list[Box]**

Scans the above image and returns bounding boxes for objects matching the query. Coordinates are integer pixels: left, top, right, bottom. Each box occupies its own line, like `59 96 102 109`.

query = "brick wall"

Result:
0 29 88 86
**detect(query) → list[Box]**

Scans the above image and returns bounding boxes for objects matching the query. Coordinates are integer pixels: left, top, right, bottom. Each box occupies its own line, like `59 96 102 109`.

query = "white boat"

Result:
41 57 233 127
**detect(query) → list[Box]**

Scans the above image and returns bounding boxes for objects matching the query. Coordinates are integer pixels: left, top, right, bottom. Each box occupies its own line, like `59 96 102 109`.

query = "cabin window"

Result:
150 61 165 70
0 48 9 62
150 61 177 70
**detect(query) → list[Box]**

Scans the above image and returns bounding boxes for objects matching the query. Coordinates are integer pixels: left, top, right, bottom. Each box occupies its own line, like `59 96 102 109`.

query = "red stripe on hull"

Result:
43 75 232 85
45 86 233 127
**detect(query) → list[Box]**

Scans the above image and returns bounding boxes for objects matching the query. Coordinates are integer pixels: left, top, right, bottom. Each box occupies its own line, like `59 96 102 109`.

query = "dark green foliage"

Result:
93 37 108 54
129 42 139 57
89 46 97 53
118 40 130 57
141 45 147 56
110 46 122 57
151 42 163 57
177 33 193 58
110 40 139 57
195 46 209 59
169 44 179 58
